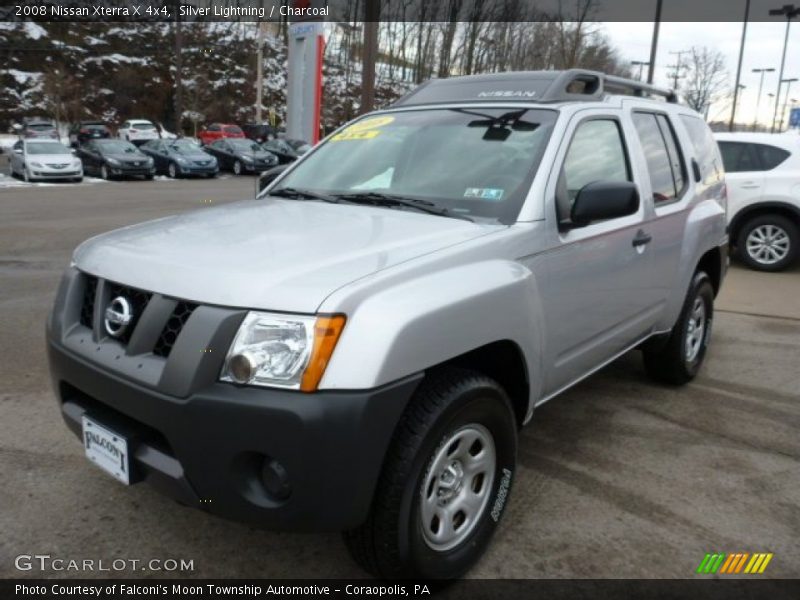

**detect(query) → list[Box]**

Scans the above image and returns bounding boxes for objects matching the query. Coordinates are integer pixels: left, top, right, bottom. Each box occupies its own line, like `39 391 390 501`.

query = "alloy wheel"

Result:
685 297 706 363
746 224 791 266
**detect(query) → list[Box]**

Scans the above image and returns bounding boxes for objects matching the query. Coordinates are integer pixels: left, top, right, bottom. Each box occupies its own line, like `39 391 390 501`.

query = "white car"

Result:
9 139 83 183
118 119 160 144
715 132 800 271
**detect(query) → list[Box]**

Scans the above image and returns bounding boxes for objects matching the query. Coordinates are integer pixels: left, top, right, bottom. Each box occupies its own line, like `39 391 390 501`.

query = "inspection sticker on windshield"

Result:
331 116 394 141
464 188 504 200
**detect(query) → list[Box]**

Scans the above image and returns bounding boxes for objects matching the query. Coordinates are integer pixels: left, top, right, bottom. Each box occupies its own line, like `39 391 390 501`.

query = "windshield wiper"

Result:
269 187 340 203
333 192 474 222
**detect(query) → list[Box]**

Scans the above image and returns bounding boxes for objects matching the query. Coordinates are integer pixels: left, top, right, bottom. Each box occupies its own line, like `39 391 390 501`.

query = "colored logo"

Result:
696 552 773 575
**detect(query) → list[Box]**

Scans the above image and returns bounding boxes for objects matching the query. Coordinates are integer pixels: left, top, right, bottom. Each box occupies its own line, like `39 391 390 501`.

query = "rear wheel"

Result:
343 368 517 579
736 214 798 272
643 271 714 385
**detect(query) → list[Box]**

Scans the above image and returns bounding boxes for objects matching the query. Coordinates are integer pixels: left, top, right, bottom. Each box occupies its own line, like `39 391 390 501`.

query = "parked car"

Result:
285 138 312 155
714 132 800 271
76 139 155 180
9 139 82 182
118 119 160 145
241 123 279 144
140 138 218 178
204 138 278 174
21 119 59 140
260 138 300 164
69 121 111 148
257 164 289 192
197 123 245 146
47 70 727 580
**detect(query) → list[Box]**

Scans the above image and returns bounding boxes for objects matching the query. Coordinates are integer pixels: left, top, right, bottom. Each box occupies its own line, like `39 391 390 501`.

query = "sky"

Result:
601 21 800 127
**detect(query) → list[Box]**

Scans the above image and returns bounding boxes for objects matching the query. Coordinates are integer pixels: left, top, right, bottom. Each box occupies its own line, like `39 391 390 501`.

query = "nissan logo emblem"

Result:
104 296 133 338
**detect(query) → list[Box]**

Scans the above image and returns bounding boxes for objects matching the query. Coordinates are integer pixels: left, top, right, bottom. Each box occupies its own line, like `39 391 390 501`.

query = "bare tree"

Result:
681 46 729 116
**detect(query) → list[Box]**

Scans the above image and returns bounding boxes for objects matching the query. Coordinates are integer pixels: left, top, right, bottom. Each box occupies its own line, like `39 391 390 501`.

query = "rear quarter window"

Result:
680 115 723 184
754 144 791 170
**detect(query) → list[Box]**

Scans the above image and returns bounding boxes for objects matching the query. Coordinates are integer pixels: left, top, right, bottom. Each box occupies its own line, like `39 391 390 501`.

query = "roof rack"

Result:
391 69 678 107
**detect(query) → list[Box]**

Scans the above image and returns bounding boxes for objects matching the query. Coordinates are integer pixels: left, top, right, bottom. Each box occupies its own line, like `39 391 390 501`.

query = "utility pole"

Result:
768 4 800 132
647 0 663 84
752 67 776 131
667 50 690 90
255 21 265 123
729 0 751 131
360 2 380 114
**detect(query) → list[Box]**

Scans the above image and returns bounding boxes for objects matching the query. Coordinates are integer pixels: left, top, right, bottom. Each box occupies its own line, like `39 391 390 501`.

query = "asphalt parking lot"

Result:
0 164 798 580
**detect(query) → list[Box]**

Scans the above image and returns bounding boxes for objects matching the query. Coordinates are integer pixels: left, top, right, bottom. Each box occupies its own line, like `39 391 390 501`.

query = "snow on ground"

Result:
24 22 48 40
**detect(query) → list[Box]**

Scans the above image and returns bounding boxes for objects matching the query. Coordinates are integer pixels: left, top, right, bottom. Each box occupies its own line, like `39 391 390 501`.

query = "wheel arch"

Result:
729 202 800 248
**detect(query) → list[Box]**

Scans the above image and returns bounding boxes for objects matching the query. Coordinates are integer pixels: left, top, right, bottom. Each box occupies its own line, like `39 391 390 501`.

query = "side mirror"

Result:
569 181 639 228
11 123 22 132
257 165 288 194
14 147 23 154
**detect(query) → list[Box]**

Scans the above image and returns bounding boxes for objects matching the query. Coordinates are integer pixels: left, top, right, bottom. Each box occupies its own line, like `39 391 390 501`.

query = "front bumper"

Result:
30 169 82 179
46 269 421 531
109 165 155 177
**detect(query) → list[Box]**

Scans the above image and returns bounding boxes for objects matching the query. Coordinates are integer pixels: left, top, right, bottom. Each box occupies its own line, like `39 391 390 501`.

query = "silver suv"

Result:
47 70 728 579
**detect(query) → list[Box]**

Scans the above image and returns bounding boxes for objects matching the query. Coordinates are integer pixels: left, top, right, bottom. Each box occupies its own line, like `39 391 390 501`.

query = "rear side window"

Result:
755 144 790 170
632 112 685 204
719 142 761 172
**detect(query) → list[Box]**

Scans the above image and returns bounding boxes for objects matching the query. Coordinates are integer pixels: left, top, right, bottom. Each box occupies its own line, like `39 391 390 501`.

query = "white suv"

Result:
118 119 160 144
715 132 800 271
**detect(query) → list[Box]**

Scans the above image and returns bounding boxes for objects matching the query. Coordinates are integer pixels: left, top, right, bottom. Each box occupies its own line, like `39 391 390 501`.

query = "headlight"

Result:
107 158 121 166
72 159 81 167
31 161 43 167
144 157 154 165
241 155 254 162
220 312 345 392
175 156 188 165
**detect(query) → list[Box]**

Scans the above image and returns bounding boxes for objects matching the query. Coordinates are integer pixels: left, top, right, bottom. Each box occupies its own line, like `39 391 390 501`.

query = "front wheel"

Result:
100 165 110 180
233 160 242 175
643 271 714 385
736 214 798 272
343 368 517 579
167 162 178 178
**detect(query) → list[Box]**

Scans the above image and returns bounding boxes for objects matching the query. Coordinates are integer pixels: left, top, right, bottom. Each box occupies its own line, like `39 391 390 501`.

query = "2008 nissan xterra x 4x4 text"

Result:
47 70 728 579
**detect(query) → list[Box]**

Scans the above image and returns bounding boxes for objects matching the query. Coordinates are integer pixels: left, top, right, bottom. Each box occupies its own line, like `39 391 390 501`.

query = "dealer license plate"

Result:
82 416 130 485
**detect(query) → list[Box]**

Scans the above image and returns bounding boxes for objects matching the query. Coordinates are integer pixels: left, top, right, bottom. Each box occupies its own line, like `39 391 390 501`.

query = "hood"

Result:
106 153 148 162
28 153 76 163
74 198 503 312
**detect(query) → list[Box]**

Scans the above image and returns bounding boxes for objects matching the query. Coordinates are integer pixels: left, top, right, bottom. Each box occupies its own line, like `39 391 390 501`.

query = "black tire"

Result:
343 367 517 579
73 177 83 183
167 162 178 179
736 214 798 272
144 174 154 181
100 164 110 180
643 271 714 385
233 160 242 175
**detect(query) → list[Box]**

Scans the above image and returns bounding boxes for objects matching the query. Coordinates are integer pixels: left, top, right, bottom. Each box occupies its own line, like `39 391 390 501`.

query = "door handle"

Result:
740 183 760 189
632 230 652 247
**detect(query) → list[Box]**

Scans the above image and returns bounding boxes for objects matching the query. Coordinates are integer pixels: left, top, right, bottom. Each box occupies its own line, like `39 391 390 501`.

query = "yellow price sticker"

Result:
330 130 382 142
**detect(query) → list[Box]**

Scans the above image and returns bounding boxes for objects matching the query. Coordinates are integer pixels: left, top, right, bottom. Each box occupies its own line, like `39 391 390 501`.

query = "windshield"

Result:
268 108 556 223
97 141 139 154
27 142 70 154
168 140 202 154
27 123 54 131
229 139 262 152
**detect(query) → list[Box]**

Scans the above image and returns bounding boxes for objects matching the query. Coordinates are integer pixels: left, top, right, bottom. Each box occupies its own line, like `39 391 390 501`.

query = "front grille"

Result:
193 160 211 166
77 273 199 359
105 282 152 344
153 302 198 358
80 275 98 328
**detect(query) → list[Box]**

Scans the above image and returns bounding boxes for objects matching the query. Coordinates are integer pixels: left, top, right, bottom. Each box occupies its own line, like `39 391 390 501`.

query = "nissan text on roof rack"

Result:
47 70 728 579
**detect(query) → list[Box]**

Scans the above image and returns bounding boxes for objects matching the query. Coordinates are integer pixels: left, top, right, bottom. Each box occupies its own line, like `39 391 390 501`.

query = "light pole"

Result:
729 0 751 131
631 60 650 81
647 0 663 84
752 68 775 131
778 78 798 131
768 4 800 132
